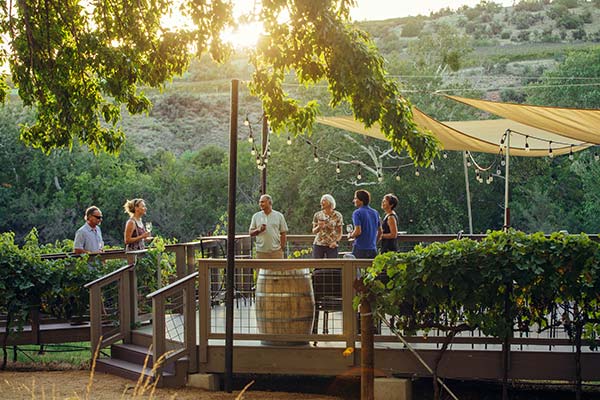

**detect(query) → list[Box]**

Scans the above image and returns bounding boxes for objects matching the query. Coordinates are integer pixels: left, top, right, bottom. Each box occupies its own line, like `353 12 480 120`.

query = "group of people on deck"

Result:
250 190 399 259
73 189 398 259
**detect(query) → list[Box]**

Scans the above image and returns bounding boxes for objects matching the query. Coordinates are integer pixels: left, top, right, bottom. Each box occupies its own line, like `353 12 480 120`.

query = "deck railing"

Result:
196 258 372 364
146 271 199 376
84 263 136 353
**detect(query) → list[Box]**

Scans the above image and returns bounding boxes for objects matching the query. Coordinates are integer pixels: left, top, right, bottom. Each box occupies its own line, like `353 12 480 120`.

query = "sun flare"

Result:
221 21 264 50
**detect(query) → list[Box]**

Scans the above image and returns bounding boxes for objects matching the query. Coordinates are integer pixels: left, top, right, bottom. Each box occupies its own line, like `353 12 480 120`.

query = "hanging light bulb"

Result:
287 134 292 145
466 159 472 168
267 147 271 157
357 169 362 180
313 148 319 163
496 167 502 175
569 145 574 161
548 141 553 158
443 152 448 159
415 169 420 177
256 156 261 165
377 172 383 182
263 156 269 164
248 132 254 144
525 136 530 152
501 155 506 167
251 145 256 156
430 162 435 171
335 161 341 174
244 115 250 126
595 151 599 161
395 175 401 181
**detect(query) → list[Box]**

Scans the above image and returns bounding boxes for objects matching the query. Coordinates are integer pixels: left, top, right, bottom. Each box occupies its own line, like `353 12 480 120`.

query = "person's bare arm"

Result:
382 216 398 239
124 220 149 244
280 231 287 249
350 225 362 239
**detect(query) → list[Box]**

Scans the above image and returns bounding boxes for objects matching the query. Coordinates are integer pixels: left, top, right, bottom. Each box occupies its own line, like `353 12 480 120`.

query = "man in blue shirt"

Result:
74 206 105 254
348 190 381 259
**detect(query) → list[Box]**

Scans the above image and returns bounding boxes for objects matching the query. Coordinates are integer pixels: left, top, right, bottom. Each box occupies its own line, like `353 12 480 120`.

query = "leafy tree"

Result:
0 0 438 165
527 47 600 108
408 23 473 72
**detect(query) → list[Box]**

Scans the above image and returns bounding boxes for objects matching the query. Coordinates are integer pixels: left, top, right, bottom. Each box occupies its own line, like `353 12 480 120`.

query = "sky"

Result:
351 0 515 21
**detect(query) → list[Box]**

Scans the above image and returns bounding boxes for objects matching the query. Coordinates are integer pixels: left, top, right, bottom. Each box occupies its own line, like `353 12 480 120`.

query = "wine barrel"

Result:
255 268 315 345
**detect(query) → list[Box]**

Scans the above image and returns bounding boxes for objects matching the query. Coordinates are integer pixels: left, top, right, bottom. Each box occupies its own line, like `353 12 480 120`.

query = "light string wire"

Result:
242 115 600 183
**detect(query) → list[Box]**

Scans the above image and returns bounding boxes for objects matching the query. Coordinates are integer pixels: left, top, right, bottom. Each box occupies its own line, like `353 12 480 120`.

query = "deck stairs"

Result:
95 334 189 388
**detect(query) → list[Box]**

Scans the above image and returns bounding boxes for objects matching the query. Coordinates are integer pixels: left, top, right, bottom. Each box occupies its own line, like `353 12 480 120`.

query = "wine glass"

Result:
145 222 153 234
346 224 354 235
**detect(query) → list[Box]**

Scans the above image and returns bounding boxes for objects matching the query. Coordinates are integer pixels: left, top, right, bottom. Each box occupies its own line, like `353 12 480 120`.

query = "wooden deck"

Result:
128 306 600 380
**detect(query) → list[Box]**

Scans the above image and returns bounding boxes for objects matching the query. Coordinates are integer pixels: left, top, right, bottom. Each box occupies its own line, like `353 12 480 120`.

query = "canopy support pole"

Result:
504 130 511 230
261 114 268 194
463 151 474 234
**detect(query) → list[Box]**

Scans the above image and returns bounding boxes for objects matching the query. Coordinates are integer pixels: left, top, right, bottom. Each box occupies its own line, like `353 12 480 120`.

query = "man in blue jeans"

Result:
348 189 381 258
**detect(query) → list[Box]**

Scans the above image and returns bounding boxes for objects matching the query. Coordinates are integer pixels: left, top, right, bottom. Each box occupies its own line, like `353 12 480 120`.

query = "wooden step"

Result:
110 343 186 375
96 357 185 388
102 343 189 388
95 357 158 381
111 343 155 368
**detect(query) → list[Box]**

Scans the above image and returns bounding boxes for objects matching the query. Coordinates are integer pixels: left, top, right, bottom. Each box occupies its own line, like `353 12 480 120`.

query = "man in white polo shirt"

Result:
249 194 288 259
74 206 105 254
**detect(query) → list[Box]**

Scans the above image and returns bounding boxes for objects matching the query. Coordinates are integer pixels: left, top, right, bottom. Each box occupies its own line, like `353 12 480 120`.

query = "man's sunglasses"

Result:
92 215 103 219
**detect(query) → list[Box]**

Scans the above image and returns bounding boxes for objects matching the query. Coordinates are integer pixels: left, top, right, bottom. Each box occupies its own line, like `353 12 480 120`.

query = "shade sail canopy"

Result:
446 95 600 145
317 107 591 157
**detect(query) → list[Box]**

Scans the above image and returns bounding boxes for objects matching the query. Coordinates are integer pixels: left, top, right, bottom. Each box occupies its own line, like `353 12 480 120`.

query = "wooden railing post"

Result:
89 285 102 357
120 270 132 343
360 298 375 400
198 259 210 365
185 279 198 373
126 253 139 322
152 295 166 376
343 260 357 367
174 245 186 281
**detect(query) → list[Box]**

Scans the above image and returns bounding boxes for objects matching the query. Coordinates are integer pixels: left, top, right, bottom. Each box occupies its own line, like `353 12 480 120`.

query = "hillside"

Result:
113 0 600 155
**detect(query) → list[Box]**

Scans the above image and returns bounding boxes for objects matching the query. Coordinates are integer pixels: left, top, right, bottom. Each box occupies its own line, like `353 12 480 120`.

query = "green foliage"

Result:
514 0 546 12
1 0 438 165
401 19 424 37
408 23 473 71
0 229 181 368
366 230 600 344
527 47 600 108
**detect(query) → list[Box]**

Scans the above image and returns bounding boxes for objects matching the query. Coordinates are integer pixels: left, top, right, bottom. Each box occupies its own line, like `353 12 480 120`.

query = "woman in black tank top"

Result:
380 193 399 253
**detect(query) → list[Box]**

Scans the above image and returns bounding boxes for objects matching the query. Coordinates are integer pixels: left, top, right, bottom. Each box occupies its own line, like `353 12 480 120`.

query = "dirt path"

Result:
0 370 345 400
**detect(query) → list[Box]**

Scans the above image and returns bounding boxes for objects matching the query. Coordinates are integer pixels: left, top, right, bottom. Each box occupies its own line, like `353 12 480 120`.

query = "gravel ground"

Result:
0 369 352 400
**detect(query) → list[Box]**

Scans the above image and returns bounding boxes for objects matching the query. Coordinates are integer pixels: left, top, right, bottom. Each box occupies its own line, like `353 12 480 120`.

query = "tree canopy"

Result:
0 0 439 164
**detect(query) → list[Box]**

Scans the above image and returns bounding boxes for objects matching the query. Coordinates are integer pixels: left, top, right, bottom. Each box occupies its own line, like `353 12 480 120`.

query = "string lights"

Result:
242 114 600 182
